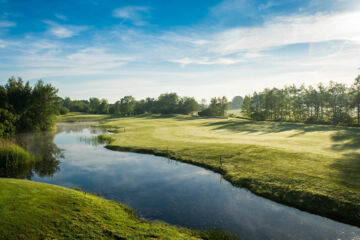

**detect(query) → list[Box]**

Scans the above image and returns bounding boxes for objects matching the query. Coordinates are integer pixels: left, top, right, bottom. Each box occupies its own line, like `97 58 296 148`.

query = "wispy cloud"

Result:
44 21 88 38
209 10 360 54
0 20 15 28
54 14 67 21
113 6 151 26
169 57 244 66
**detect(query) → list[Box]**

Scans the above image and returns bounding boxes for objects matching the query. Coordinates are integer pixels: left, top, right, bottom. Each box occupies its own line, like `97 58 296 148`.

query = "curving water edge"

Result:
8 122 360 240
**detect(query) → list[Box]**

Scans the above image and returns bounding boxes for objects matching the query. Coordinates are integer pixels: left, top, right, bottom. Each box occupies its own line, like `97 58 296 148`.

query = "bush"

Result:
59 107 70 115
198 108 214 117
250 111 267 121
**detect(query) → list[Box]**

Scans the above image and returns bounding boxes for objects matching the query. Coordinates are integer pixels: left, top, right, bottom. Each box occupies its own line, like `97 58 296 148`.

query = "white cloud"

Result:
169 57 244 66
113 6 151 26
210 11 360 54
1 7 360 100
44 21 88 38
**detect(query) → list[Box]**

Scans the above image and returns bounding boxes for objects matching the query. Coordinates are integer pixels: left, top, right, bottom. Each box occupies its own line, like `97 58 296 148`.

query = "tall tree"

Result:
351 75 360 125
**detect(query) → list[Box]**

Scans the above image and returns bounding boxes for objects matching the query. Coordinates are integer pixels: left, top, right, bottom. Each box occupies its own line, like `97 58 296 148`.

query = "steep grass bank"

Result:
0 178 239 240
98 115 360 227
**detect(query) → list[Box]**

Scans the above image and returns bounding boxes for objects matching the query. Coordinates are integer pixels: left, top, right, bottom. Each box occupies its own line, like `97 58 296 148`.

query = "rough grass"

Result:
0 140 32 169
0 178 215 240
96 114 360 227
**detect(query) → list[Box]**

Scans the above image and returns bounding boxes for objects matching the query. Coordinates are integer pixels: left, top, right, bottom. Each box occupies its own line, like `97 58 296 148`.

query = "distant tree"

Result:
177 97 199 114
198 97 229 117
89 98 101 113
134 99 146 115
119 96 136 116
99 99 109 114
157 93 179 114
230 96 243 109
200 99 207 110
144 97 156 113
241 95 252 117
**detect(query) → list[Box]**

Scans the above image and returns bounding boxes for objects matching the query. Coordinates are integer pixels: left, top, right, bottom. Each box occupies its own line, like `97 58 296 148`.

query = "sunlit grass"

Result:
98 114 360 226
0 178 209 240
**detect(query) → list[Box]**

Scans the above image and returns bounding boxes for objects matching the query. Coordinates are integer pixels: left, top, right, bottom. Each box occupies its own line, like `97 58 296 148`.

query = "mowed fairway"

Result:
99 115 360 226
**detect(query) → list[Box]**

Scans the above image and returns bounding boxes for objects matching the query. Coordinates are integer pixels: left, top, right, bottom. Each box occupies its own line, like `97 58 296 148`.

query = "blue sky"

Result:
1 0 360 101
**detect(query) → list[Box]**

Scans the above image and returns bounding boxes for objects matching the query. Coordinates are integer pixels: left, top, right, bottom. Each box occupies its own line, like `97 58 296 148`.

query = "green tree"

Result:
199 97 228 117
89 98 101 113
99 99 109 114
178 97 199 114
157 93 179 114
120 96 136 116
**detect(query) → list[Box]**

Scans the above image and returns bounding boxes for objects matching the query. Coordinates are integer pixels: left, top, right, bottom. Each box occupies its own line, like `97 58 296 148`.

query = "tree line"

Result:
0 77 236 137
58 93 234 117
242 75 360 126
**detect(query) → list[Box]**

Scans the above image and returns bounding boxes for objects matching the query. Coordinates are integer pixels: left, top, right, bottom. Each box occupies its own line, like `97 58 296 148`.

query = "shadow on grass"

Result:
202 119 360 190
202 120 346 136
331 130 360 151
330 153 360 190
141 114 200 121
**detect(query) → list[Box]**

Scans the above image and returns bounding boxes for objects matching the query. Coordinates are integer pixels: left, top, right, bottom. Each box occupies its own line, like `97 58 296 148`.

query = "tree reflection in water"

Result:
0 131 63 179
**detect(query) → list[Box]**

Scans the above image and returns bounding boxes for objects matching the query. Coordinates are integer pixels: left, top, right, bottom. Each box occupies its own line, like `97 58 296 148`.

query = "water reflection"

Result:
4 122 360 240
0 131 63 179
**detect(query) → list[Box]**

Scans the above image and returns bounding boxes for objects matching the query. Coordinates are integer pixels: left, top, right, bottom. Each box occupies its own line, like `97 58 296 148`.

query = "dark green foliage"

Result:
178 97 200 114
0 109 17 137
0 77 58 137
242 76 360 126
157 93 180 114
59 106 69 115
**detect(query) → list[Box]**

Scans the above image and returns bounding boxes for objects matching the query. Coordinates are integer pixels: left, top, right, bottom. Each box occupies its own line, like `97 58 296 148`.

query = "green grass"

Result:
93 114 360 227
1 178 238 240
59 112 115 122
0 140 32 169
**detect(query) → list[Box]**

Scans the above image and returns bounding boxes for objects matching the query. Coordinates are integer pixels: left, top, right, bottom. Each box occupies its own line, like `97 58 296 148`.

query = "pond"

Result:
5 122 360 240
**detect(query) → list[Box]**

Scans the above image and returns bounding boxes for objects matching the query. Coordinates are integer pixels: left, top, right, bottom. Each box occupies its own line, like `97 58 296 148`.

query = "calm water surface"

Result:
7 122 360 240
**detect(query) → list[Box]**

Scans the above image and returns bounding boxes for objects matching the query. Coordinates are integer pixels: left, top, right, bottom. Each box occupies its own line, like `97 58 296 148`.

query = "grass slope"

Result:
96 114 360 227
0 178 205 240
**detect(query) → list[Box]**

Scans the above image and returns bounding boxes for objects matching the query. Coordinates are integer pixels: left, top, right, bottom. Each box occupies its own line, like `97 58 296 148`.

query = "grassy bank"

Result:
0 140 32 169
59 112 115 122
90 114 360 227
0 178 239 240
